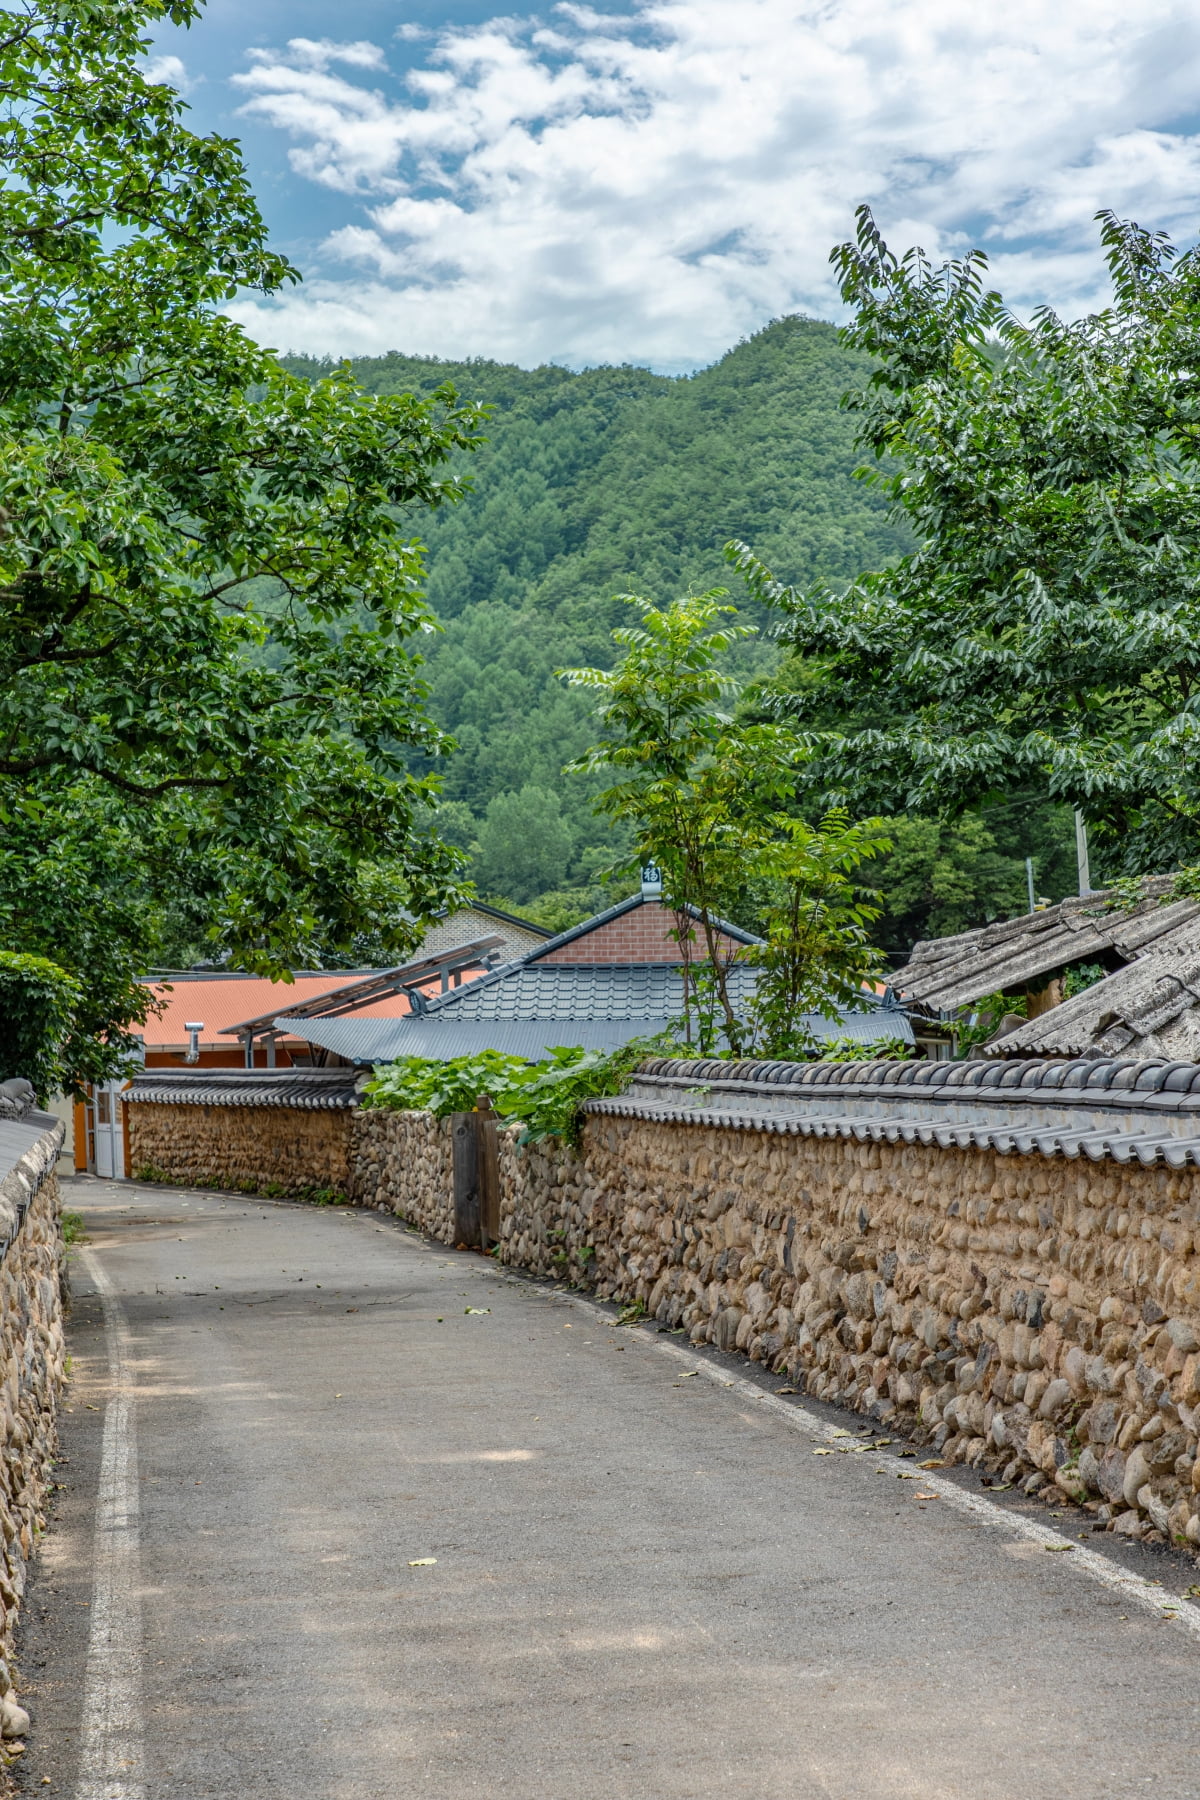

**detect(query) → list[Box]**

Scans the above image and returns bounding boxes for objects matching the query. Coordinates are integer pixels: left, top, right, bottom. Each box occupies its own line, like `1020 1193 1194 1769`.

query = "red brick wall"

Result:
539 901 747 964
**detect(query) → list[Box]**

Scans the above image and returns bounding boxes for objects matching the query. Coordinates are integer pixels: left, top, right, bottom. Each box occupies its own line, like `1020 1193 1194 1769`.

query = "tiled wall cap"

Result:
637 1053 1200 1094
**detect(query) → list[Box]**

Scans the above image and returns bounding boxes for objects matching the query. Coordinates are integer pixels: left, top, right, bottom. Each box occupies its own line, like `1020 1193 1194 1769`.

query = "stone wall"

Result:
129 1101 352 1196
351 1108 455 1241
0 1115 68 1745
123 1055 1200 1547
126 1071 358 1198
366 1056 1200 1549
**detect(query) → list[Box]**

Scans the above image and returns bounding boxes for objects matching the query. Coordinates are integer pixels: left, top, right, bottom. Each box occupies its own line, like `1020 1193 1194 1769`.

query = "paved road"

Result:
15 1178 1200 1798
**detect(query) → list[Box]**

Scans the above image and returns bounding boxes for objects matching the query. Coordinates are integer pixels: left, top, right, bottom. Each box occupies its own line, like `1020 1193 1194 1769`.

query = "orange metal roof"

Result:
138 973 420 1048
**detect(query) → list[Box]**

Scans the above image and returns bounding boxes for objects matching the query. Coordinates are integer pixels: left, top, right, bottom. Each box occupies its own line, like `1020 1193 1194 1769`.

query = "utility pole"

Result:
1025 856 1036 914
1074 810 1092 896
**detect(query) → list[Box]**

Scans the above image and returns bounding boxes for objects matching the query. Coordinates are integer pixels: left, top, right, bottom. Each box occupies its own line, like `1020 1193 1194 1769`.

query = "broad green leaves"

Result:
562 594 888 1057
0 3 485 1078
729 205 1200 878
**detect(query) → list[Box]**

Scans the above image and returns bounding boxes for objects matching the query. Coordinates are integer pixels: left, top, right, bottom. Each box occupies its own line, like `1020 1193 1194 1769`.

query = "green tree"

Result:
0 1 481 1077
476 785 574 904
868 815 1027 951
563 595 887 1055
729 206 1200 880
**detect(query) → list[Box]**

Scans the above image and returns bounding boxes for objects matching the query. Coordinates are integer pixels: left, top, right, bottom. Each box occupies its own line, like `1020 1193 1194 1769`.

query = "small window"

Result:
96 1089 111 1125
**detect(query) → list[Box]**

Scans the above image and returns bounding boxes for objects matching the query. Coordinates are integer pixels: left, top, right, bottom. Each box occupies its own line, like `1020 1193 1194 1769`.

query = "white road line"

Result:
75 1248 145 1800
506 1272 1200 1645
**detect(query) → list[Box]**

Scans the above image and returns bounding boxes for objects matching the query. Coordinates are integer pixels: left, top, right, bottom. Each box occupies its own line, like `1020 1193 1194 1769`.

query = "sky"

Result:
152 0 1200 372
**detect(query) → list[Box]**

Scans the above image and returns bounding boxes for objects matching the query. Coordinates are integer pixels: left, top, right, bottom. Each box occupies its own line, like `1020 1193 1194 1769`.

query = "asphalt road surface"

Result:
15 1177 1200 1798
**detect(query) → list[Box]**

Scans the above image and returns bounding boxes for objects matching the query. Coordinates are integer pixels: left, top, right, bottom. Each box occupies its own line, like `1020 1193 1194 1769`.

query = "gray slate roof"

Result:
279 962 913 1066
892 876 1200 1015
985 937 1200 1061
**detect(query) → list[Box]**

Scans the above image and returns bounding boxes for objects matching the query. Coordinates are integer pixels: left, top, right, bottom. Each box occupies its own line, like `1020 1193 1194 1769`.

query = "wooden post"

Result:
451 1113 480 1248
475 1096 501 1250
1025 978 1064 1019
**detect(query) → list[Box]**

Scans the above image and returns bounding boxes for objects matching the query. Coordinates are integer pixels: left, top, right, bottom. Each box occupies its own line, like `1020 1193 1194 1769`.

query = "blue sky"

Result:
151 1 1200 372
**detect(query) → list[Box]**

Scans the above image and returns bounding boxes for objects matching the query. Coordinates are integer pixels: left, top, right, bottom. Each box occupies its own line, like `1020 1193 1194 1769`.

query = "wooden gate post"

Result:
475 1096 501 1250
451 1112 480 1247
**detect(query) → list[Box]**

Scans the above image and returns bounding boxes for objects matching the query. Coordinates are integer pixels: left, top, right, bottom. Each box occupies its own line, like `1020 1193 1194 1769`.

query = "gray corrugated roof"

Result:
288 1016 676 1063
892 875 1200 1014
280 971 912 1066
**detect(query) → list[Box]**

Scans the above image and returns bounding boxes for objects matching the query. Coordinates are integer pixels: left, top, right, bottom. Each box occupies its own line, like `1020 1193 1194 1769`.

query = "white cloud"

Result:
140 52 193 92
227 0 1200 369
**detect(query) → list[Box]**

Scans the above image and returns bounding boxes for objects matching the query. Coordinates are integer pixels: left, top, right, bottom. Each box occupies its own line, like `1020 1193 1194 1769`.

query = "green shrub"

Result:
362 1038 669 1148
0 951 81 1100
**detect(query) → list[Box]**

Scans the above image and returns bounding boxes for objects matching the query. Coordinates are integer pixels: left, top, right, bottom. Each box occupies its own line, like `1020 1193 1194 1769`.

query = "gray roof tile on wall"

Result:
127 1069 361 1108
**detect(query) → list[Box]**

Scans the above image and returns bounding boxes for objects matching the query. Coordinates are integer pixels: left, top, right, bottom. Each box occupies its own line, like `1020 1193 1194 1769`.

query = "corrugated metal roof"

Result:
892 875 1200 1014
288 1016 678 1063
280 973 913 1065
138 973 383 1049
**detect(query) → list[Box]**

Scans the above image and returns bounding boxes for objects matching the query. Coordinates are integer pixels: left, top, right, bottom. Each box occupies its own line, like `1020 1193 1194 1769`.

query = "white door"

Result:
92 1081 126 1179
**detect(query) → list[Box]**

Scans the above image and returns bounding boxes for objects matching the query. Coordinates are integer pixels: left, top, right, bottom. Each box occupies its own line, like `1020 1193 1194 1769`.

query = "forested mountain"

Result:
285 316 1077 944
283 318 910 916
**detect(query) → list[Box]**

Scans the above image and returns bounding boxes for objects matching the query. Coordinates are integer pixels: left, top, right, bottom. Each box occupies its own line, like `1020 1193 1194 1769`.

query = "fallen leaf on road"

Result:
1184 1585 1200 1599
914 1492 939 1500
408 1558 437 1567
812 1448 834 1456
465 1307 490 1315
991 1483 1014 1491
897 1472 916 1480
1043 1543 1074 1553
676 1370 698 1379
777 1387 798 1394
919 1459 945 1470
829 1428 853 1439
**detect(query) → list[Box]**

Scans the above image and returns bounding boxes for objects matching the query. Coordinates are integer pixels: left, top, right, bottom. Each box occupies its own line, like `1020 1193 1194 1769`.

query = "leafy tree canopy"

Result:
563 594 888 1057
730 206 1200 880
285 318 911 910
0 1 481 1078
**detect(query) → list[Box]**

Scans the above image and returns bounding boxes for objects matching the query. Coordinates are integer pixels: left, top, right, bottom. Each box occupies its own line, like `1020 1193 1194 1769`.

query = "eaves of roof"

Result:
893 876 1200 1014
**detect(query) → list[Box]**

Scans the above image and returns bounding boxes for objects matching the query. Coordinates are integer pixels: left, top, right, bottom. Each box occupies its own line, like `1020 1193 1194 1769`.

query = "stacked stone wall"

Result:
350 1109 454 1240
121 1067 1200 1547
0 1122 68 1743
128 1101 352 1197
